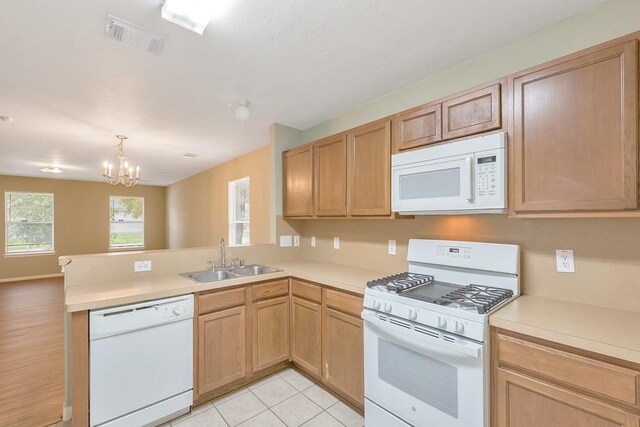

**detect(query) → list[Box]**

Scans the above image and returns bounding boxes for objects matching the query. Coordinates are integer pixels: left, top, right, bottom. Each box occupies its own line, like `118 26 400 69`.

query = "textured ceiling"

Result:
0 0 607 185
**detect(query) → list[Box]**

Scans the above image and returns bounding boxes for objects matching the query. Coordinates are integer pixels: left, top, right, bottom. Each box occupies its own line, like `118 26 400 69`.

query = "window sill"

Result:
3 251 56 258
109 246 146 252
227 243 251 248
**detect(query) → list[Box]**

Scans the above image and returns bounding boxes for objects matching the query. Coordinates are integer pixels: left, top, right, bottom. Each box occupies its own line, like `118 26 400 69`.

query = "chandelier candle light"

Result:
103 135 140 187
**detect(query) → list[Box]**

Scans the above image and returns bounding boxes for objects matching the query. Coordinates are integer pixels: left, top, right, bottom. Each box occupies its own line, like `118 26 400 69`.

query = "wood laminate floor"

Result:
0 277 64 427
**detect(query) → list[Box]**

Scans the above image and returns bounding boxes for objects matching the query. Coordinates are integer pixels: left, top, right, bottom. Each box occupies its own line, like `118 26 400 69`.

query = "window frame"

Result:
108 196 145 251
4 191 55 256
228 177 250 246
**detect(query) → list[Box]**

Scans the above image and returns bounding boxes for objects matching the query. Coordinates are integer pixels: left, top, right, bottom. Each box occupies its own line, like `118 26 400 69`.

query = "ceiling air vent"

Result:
105 15 168 56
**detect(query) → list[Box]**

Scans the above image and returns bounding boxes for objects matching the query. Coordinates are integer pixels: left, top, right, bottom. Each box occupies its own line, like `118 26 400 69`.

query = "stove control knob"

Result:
408 309 417 320
454 320 464 333
383 303 392 313
372 300 381 310
437 316 447 328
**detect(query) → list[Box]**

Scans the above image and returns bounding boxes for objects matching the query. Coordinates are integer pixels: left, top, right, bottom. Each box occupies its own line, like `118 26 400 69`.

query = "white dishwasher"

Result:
89 294 194 427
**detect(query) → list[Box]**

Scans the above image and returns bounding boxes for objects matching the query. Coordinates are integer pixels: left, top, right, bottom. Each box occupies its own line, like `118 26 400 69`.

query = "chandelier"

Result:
102 135 140 187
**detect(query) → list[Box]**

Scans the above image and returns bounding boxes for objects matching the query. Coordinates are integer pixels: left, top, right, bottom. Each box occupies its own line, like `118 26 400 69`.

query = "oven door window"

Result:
379 337 458 418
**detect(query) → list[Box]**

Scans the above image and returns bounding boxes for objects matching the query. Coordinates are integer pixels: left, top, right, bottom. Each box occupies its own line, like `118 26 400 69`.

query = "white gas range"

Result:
362 239 519 427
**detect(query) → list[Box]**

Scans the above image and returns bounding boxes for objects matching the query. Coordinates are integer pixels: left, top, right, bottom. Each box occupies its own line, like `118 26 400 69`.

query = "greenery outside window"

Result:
5 192 54 255
109 196 144 249
229 177 250 246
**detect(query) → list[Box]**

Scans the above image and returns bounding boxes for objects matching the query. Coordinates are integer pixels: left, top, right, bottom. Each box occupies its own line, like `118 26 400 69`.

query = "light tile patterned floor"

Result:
167 368 364 427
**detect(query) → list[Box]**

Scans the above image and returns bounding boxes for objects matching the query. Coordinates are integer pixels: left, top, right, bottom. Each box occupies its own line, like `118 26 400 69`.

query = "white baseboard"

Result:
63 406 72 421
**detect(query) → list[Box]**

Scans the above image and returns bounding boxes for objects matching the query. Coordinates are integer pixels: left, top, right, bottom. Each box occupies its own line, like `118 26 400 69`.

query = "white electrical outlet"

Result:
280 235 293 247
311 236 316 247
388 240 397 255
134 260 152 272
333 236 340 250
556 250 575 273
293 235 300 247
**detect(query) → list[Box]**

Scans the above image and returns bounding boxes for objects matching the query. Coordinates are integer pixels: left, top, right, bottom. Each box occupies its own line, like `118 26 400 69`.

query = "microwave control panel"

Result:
476 154 498 197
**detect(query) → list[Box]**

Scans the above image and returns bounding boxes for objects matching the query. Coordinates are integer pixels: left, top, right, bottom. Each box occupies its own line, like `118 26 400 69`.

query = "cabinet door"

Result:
512 40 638 213
252 296 289 372
198 306 246 394
393 104 442 151
495 368 640 427
323 307 364 408
314 135 347 216
347 119 392 216
283 145 314 217
291 296 322 378
442 83 501 140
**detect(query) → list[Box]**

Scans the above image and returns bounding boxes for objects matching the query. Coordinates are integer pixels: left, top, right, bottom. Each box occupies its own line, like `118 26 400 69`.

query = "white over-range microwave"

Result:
391 132 507 214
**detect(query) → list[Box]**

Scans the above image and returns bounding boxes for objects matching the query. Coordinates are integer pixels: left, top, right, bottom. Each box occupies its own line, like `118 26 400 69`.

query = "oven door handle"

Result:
363 311 483 359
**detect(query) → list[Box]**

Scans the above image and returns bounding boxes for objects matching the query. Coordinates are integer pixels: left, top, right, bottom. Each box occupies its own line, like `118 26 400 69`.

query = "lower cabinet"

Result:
323 307 364 408
492 328 640 427
252 295 289 371
198 305 246 394
291 296 322 377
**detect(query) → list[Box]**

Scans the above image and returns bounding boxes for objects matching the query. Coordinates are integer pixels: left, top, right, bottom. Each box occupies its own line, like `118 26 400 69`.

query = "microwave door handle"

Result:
363 311 482 359
462 156 473 201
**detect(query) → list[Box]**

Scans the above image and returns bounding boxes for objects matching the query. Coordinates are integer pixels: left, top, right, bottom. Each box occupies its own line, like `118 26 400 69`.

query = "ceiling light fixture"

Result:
161 0 236 35
102 135 140 187
40 166 63 174
235 101 250 122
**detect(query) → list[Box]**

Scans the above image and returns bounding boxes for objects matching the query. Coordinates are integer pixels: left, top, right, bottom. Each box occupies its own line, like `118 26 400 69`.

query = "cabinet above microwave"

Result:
391 132 507 215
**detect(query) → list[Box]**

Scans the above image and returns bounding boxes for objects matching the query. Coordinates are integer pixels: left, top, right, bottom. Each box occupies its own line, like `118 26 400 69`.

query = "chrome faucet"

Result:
219 237 226 268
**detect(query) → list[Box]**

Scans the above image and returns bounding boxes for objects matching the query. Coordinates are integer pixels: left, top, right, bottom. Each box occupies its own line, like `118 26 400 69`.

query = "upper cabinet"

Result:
283 145 314 217
392 80 503 153
348 119 392 216
314 135 347 217
283 119 392 218
393 104 442 151
511 39 638 216
442 83 501 140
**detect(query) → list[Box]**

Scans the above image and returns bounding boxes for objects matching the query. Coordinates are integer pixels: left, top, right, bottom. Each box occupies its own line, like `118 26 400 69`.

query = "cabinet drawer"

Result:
324 288 363 317
198 287 246 314
291 279 322 303
496 332 640 407
252 279 289 301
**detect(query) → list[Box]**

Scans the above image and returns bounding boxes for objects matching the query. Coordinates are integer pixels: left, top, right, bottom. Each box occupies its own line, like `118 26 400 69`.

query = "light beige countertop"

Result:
65 259 389 312
490 295 640 365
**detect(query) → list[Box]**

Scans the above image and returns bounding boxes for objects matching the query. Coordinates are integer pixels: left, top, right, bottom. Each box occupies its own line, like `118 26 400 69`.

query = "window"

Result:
109 196 144 249
5 192 54 254
229 177 250 245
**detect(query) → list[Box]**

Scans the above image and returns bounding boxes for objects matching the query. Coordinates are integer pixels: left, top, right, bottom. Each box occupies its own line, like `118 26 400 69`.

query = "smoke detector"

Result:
105 15 168 55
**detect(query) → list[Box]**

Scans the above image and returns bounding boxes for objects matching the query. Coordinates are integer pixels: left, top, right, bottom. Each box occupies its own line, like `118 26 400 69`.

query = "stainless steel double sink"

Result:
180 264 282 284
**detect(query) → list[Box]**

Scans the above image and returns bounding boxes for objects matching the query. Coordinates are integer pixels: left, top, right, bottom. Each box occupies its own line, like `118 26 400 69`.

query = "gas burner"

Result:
440 284 513 314
367 272 434 294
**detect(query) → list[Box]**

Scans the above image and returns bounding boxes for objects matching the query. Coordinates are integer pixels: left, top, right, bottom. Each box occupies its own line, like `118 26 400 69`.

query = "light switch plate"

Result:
388 240 397 255
333 236 340 250
293 235 300 247
311 236 316 247
280 235 293 247
556 249 575 273
134 260 152 272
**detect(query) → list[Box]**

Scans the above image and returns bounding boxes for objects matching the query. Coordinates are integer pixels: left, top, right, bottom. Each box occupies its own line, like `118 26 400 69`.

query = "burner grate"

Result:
367 272 434 293
440 285 513 314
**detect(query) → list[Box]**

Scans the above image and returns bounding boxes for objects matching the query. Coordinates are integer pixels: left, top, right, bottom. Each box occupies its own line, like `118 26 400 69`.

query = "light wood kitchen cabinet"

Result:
442 83 501 140
252 295 289 372
492 328 640 427
347 119 392 216
393 103 442 151
291 296 322 377
314 135 347 217
283 144 314 217
511 39 638 215
198 305 246 394
322 289 364 410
